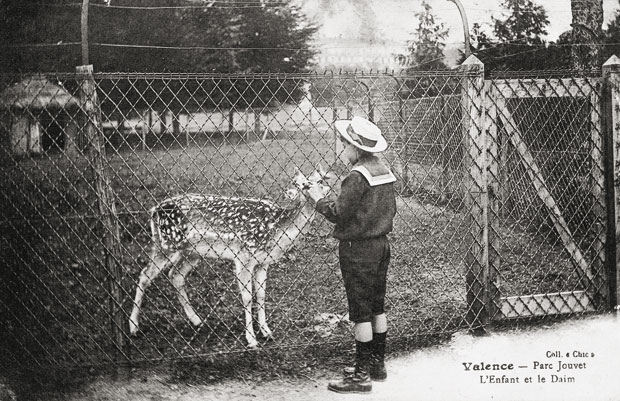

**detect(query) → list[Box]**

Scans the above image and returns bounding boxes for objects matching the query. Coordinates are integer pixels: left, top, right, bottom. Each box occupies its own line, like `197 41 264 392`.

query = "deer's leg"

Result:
129 250 182 335
253 263 273 340
171 257 203 327
234 258 258 348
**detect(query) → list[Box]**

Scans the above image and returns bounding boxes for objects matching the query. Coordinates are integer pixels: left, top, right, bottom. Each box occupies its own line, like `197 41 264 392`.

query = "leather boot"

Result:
370 331 387 381
328 340 372 394
343 332 387 381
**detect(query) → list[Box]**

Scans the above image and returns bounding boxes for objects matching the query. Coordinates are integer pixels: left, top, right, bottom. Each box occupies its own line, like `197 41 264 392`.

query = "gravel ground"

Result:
27 312 620 401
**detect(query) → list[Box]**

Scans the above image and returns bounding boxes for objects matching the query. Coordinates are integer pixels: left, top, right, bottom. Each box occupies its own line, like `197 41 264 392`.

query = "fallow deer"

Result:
129 166 330 348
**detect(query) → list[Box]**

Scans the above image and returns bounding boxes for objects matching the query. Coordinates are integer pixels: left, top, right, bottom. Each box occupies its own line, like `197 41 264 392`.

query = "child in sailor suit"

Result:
305 116 397 394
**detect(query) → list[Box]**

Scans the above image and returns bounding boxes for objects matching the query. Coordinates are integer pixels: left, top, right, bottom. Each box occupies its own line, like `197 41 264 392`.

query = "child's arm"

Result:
315 172 365 225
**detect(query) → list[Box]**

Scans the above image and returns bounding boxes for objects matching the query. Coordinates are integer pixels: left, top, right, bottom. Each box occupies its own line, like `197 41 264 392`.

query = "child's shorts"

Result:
338 236 391 323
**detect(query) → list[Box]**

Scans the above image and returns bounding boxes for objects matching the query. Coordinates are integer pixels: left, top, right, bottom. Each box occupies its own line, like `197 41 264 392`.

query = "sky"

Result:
305 0 620 48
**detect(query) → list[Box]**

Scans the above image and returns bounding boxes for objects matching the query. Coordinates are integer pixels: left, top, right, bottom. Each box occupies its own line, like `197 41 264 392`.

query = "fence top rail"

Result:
489 68 601 79
1 68 607 82
491 77 601 98
0 69 480 82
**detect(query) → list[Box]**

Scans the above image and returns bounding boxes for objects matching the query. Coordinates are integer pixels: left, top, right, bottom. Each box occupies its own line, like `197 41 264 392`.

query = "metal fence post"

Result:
440 94 449 202
76 65 126 372
459 55 489 333
602 55 620 307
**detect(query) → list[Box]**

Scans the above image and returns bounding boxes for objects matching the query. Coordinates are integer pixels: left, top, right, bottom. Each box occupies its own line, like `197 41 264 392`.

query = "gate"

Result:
460 56 618 326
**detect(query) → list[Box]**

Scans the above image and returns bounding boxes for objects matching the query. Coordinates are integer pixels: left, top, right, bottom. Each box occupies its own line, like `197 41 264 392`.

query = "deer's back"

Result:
152 193 292 252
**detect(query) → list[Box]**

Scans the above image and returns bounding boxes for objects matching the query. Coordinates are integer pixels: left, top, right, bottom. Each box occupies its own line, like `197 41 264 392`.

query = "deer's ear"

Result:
317 164 331 180
295 167 307 179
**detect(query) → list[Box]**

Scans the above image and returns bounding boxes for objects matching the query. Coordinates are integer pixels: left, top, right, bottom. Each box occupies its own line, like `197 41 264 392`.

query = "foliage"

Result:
395 0 450 98
469 0 571 72
399 0 449 71
493 0 548 45
0 0 82 71
0 0 317 74
0 0 318 111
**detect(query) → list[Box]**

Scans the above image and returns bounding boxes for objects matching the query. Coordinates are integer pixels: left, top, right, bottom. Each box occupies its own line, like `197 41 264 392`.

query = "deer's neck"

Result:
271 198 316 252
290 200 317 234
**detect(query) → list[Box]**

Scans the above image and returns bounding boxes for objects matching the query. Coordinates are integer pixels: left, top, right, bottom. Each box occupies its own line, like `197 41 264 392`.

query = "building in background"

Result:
313 37 406 71
301 0 408 71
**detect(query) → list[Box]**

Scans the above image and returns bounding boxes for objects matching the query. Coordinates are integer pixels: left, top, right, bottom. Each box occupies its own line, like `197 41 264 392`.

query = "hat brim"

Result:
334 120 388 153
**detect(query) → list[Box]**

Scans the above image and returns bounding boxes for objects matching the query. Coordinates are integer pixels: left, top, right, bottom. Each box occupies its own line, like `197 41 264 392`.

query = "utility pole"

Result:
81 0 90 65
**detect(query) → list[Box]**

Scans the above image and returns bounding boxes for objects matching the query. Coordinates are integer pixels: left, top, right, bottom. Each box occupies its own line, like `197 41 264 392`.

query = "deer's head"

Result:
285 165 331 201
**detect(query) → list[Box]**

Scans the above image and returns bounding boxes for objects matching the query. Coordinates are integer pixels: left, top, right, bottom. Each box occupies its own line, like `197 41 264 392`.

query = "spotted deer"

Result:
129 166 330 348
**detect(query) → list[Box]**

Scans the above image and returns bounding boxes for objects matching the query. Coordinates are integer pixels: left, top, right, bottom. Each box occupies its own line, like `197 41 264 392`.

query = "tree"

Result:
470 0 559 72
400 0 449 71
0 0 318 132
0 0 82 72
234 3 318 74
0 0 317 76
570 0 603 70
493 0 548 45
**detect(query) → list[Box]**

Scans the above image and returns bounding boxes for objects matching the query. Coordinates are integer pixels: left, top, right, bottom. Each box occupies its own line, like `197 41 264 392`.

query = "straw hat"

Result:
334 116 387 153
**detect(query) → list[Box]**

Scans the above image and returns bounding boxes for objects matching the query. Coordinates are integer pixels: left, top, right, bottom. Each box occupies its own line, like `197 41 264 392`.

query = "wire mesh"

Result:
0 69 611 379
486 75 607 319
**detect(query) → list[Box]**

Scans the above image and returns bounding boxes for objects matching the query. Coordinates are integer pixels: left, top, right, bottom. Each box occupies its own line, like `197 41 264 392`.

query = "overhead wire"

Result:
11 1 602 11
2 1 618 65
5 1 292 9
4 40 620 51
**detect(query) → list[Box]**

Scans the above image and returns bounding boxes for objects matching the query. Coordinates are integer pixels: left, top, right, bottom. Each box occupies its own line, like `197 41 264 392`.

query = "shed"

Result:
0 77 81 156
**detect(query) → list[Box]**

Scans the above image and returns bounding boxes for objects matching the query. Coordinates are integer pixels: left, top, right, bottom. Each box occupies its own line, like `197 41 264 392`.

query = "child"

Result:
305 116 397 394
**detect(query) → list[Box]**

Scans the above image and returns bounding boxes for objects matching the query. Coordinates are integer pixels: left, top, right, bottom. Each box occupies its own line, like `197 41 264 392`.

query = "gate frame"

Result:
602 55 620 308
460 55 489 333
461 55 619 329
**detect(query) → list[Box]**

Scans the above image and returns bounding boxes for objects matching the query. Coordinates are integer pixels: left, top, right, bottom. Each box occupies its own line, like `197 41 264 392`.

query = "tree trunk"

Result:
571 0 603 70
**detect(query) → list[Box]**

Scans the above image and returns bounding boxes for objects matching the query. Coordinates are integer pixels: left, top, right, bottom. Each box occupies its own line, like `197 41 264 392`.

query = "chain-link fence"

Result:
0 65 615 382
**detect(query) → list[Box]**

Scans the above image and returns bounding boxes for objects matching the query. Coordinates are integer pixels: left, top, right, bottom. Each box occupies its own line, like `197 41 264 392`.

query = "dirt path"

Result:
32 313 620 401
